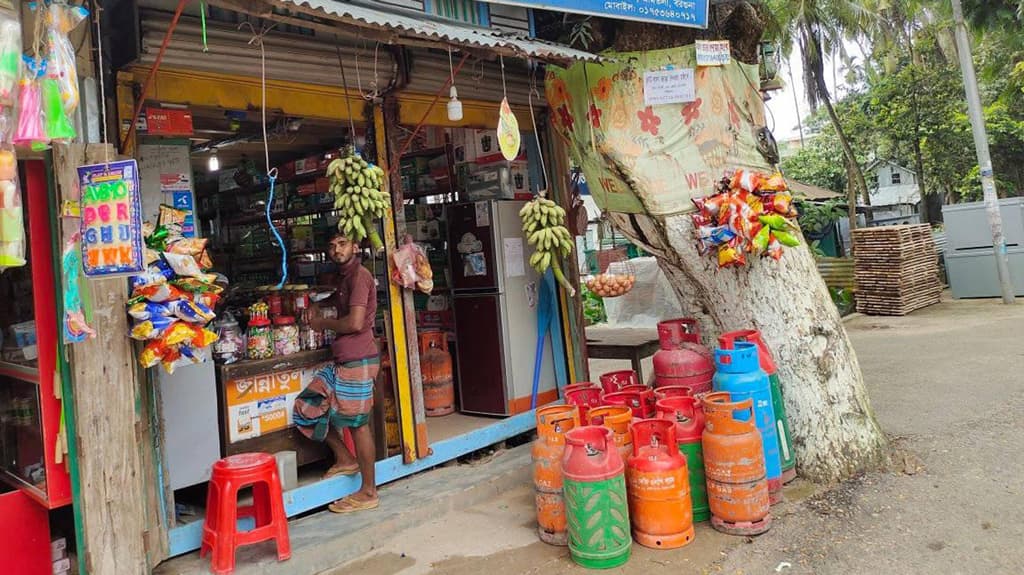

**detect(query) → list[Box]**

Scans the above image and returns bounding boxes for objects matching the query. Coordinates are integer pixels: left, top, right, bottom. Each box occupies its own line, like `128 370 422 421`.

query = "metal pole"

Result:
951 0 1016 304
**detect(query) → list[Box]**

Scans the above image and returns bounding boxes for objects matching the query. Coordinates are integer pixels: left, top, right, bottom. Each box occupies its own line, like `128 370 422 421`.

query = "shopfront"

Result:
100 0 595 565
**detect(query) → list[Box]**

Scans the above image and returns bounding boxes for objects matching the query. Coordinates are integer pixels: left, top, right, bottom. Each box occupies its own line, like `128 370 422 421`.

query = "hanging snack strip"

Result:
126 208 222 374
692 169 800 268
0 12 22 271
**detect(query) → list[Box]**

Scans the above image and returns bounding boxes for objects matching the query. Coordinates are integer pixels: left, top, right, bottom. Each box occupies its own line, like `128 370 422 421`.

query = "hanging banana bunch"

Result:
521 197 577 297
328 152 390 251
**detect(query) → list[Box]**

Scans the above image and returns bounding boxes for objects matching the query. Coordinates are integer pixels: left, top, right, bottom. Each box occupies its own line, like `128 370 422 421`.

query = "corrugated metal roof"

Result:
790 180 842 200
274 0 601 63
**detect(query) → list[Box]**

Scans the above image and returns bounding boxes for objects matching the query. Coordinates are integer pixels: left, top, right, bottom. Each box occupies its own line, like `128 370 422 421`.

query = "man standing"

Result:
293 233 380 513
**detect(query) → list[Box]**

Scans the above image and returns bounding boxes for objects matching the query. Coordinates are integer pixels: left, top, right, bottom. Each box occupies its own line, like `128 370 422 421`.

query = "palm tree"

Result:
767 0 875 231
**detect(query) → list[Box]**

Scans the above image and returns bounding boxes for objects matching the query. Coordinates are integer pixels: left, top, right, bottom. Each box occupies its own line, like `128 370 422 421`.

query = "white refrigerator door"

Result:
158 359 221 490
492 201 559 409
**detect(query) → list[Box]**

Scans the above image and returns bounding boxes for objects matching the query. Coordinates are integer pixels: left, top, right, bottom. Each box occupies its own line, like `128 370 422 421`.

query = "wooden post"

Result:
373 104 420 463
51 144 167 572
547 131 589 382
380 97 430 459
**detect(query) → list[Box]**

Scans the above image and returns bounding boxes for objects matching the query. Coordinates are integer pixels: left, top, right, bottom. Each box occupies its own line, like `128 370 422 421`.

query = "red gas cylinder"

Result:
653 319 714 394
588 405 634 462
565 385 603 421
626 419 694 549
602 389 656 420
565 382 600 395
599 370 640 394
701 392 771 536
654 385 694 401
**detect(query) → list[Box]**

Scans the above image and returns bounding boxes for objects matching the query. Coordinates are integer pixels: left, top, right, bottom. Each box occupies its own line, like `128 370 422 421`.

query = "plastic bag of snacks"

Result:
691 169 801 268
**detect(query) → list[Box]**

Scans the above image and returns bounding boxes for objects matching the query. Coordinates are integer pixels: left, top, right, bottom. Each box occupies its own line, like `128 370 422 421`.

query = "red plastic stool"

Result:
200 453 291 574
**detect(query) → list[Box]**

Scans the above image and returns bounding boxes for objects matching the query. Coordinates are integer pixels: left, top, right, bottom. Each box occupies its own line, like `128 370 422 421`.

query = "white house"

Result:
865 160 921 224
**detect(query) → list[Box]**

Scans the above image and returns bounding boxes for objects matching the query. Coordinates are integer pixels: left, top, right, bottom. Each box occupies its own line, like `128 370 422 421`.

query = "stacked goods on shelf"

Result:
852 225 941 316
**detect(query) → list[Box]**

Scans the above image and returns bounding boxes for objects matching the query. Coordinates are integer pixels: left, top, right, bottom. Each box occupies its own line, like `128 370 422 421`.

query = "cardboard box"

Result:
50 538 67 562
144 107 193 136
472 130 501 163
509 162 530 197
52 558 71 575
465 163 514 201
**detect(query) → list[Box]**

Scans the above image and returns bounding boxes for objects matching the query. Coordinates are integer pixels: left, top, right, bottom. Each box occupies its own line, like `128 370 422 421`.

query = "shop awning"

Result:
269 0 601 64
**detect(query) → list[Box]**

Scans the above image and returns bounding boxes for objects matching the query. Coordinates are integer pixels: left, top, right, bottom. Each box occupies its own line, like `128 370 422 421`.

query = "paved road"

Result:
338 297 1024 575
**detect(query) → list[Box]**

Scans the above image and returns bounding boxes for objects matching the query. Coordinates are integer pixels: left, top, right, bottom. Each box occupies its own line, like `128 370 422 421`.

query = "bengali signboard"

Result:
224 362 331 443
489 0 708 29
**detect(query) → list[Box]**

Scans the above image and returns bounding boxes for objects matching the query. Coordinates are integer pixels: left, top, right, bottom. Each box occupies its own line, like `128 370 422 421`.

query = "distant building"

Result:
865 160 921 225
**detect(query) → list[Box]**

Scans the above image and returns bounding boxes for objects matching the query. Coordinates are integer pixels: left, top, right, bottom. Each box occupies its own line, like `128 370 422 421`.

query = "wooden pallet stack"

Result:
852 225 942 316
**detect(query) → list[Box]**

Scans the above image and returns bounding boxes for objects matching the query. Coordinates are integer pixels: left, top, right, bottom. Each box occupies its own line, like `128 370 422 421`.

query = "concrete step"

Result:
156 443 532 575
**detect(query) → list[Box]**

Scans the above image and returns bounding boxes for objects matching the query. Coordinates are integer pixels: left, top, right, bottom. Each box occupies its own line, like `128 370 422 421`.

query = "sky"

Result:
765 43 866 142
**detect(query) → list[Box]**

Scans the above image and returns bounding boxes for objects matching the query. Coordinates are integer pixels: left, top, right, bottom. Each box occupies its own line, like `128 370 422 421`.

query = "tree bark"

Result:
606 211 890 482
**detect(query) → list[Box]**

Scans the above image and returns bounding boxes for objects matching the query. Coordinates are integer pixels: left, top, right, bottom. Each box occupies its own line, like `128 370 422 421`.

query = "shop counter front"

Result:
217 349 334 467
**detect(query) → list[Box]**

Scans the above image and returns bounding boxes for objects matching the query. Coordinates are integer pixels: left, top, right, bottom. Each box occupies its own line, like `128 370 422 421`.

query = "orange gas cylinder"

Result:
587 405 634 462
419 330 455 417
532 405 581 546
701 392 771 536
626 419 694 549
564 383 602 421
602 389 656 419
599 370 640 394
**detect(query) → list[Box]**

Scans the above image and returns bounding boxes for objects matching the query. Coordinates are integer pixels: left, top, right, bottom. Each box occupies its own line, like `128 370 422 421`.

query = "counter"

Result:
217 348 334 466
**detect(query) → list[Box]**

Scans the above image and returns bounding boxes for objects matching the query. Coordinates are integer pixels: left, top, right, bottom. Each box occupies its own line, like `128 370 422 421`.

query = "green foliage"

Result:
830 287 856 316
779 9 1024 204
797 199 846 234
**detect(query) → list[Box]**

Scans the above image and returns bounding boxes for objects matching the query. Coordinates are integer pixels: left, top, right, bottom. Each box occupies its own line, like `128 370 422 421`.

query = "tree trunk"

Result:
606 211 890 482
818 76 870 225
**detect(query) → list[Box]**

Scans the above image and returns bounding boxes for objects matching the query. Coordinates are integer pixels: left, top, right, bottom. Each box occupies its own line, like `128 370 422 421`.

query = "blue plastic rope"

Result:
266 174 288 288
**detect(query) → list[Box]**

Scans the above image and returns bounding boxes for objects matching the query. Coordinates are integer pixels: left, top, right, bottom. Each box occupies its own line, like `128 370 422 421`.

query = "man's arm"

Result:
312 305 365 334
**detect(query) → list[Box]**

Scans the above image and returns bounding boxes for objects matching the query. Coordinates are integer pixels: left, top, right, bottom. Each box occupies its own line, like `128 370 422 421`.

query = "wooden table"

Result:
585 328 660 383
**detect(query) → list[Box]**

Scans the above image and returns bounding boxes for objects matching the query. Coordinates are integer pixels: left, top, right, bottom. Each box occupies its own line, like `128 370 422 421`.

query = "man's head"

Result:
328 233 358 265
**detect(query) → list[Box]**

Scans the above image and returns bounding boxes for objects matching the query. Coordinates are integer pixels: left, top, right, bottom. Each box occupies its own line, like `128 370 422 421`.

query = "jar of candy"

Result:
213 312 244 364
273 316 300 356
266 292 284 317
246 316 273 360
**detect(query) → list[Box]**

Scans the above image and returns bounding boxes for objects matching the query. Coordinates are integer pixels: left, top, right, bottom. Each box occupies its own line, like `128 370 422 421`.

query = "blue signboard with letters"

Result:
491 0 708 29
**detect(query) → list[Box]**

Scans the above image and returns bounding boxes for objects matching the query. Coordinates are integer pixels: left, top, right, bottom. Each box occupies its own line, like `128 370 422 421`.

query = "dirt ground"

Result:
334 297 1024 575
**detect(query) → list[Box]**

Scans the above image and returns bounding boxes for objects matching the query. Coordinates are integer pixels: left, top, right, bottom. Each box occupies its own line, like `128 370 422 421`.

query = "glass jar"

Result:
273 316 300 356
246 317 274 360
213 312 244 364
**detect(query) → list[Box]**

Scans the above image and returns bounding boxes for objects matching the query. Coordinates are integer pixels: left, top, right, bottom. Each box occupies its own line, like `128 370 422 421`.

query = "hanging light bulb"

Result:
446 47 463 122
208 152 220 172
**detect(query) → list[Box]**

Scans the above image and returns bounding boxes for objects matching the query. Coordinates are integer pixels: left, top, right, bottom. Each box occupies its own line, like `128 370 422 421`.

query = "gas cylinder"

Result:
712 342 783 504
626 419 694 549
701 392 772 536
532 405 581 546
563 426 632 568
419 331 455 417
719 330 796 484
654 385 694 401
587 405 634 461
564 383 602 421
602 389 655 419
378 352 401 455
652 318 715 394
599 370 640 394
655 396 710 522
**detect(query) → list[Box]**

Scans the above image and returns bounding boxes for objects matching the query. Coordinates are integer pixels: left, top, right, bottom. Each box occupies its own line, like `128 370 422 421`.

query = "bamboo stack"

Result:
852 224 942 316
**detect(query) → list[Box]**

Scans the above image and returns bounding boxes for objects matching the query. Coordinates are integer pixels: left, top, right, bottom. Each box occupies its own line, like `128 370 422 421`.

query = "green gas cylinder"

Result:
563 426 631 569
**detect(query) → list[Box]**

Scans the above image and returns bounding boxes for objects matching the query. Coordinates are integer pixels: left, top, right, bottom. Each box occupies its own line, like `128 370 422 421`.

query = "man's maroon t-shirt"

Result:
330 257 378 363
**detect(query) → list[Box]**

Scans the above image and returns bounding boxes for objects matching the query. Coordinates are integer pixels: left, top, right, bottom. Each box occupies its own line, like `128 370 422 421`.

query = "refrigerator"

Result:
449 200 559 416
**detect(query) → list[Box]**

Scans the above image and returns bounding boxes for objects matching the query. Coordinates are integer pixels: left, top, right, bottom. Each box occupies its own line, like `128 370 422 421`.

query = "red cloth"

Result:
330 257 378 363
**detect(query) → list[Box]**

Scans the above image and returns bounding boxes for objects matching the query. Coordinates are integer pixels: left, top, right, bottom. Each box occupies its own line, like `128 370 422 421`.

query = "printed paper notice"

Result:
643 69 696 106
696 40 731 66
475 201 490 227
503 237 525 278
